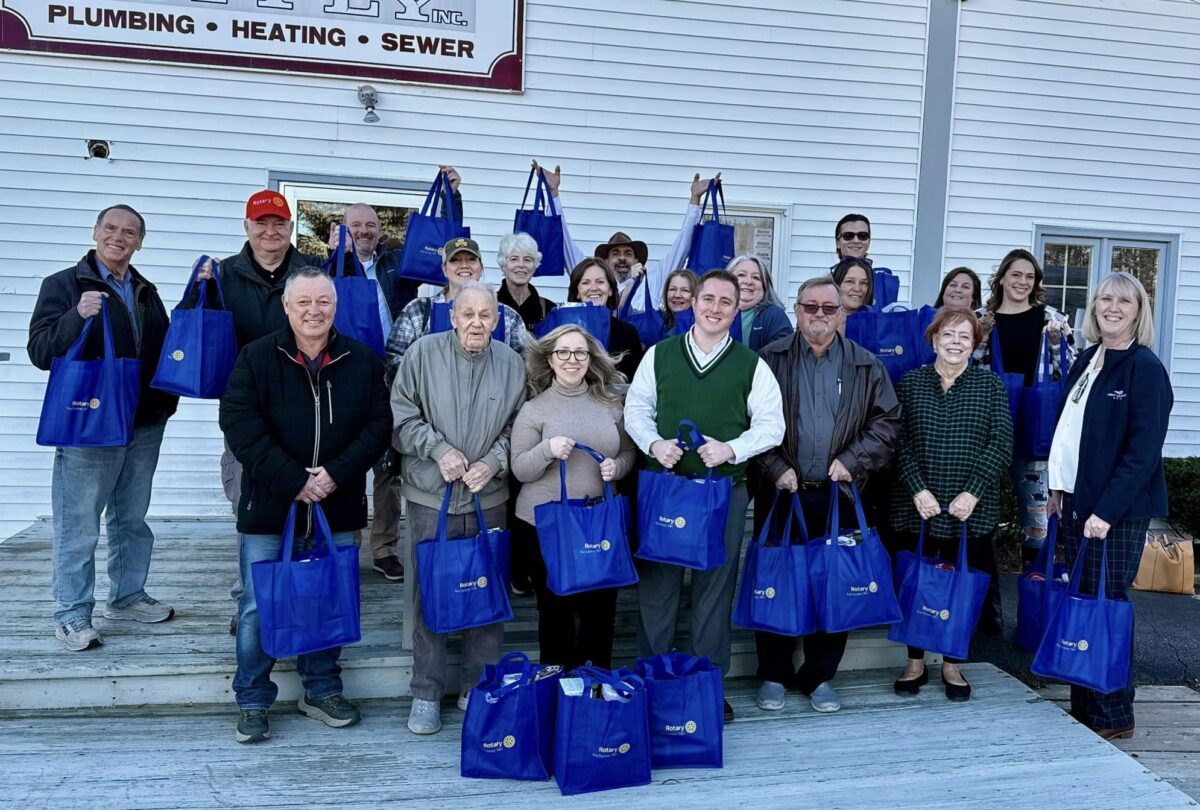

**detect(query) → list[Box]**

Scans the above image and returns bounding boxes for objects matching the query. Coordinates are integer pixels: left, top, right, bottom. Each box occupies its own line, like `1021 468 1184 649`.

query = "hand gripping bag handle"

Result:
556 442 614 502
278 501 337 565
179 255 227 311
617 271 656 320
1067 536 1110 603
64 295 119 364
328 225 366 280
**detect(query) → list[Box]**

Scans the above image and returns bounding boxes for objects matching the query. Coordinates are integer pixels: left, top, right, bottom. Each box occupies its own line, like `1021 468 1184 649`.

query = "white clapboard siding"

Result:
0 0 929 537
946 0 1200 457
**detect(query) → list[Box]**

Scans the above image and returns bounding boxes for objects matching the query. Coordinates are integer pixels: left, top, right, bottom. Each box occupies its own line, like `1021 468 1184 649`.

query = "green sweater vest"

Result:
650 335 757 483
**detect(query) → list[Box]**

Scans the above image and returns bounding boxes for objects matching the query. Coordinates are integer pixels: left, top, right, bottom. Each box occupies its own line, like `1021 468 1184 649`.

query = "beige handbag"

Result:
1132 533 1195 595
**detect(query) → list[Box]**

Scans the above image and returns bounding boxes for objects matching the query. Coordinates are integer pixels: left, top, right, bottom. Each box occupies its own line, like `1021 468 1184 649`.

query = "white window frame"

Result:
720 203 790 303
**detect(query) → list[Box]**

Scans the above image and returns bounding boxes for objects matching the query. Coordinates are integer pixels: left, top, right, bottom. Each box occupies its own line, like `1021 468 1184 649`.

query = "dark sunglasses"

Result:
798 302 840 315
839 231 871 242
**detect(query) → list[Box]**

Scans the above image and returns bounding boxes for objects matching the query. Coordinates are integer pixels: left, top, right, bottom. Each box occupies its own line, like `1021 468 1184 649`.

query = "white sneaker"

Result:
407 698 442 735
457 691 470 712
756 681 786 711
55 618 102 651
810 682 841 713
103 595 175 623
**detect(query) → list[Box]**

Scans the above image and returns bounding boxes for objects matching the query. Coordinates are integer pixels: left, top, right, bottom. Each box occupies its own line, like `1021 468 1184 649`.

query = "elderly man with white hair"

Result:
390 281 526 735
219 266 392 744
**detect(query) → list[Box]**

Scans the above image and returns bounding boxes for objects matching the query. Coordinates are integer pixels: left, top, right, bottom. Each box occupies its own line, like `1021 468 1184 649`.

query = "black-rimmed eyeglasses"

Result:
552 349 590 362
839 231 871 242
798 302 840 315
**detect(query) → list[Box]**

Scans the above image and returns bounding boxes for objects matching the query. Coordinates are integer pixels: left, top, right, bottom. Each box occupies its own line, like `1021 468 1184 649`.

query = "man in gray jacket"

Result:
390 282 526 735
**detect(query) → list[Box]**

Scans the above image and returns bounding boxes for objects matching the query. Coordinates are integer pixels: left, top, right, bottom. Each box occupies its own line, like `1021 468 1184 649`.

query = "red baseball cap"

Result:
245 190 291 221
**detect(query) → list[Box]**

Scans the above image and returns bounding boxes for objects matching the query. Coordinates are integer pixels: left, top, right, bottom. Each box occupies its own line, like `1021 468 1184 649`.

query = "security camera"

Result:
86 140 111 160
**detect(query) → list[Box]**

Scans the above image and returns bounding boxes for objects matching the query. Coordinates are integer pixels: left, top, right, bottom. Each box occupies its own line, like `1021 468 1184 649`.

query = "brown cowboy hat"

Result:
595 231 648 265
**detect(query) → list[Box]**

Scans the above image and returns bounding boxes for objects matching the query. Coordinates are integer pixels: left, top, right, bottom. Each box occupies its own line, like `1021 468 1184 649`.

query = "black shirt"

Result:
994 306 1044 386
498 280 556 329
251 245 297 286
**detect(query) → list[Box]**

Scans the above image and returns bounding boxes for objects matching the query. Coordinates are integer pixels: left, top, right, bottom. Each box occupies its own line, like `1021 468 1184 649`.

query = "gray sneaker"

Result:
298 694 361 728
457 691 470 712
236 709 270 743
810 681 841 713
756 680 786 711
55 618 102 651
102 595 175 623
407 698 442 735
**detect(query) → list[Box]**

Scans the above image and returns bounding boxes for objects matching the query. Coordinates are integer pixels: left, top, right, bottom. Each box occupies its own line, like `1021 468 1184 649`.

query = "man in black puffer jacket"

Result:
219 266 391 744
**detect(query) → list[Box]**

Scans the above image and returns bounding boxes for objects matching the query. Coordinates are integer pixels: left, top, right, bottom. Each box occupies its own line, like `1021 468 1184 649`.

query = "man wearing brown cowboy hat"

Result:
535 163 717 310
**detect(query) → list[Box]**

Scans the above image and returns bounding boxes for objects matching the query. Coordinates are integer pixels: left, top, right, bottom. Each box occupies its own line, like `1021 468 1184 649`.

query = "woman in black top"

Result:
496 232 556 330
567 257 644 380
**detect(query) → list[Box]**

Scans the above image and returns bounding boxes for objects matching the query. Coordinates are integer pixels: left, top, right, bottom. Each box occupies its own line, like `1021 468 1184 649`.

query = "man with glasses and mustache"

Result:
751 275 900 715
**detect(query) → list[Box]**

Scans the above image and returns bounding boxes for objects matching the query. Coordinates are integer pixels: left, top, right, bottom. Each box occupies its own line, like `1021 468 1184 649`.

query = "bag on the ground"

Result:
1016 515 1068 652
415 484 513 634
1032 538 1134 694
151 255 237 398
427 299 506 342
513 167 565 277
733 491 817 636
322 225 386 357
1132 532 1195 596
37 297 141 448
399 171 471 283
461 651 563 781
808 482 902 633
251 502 361 659
686 179 735 272
636 420 732 571
534 302 611 349
843 304 937 385
554 664 652 795
617 273 666 348
634 651 723 769
1016 334 1068 460
534 443 637 596
888 516 990 660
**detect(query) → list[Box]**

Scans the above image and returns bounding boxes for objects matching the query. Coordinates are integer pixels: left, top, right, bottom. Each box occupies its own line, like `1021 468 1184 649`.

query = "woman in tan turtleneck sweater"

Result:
510 325 637 670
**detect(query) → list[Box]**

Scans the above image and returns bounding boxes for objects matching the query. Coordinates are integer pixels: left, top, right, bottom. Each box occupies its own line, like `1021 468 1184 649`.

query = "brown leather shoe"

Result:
1096 724 1135 740
723 699 734 724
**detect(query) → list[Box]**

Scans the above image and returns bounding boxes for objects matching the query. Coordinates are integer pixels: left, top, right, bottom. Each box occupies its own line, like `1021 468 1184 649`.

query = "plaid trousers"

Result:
1058 495 1149 730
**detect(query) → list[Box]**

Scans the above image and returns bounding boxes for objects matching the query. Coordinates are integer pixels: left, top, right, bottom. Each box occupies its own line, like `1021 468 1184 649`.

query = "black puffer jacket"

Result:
217 243 322 351
219 328 391 535
27 251 178 428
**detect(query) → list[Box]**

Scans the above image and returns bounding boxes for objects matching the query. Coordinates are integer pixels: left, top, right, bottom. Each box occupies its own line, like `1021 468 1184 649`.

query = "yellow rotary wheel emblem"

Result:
502 735 516 749
868 581 878 593
600 540 611 551
684 721 697 734
171 349 184 361
764 587 776 599
618 743 630 754
674 516 687 529
88 398 101 409
939 609 950 621
1077 639 1089 652
476 576 488 588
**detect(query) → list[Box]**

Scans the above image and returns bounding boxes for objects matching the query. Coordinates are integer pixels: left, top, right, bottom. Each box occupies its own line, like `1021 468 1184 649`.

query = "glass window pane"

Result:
1042 243 1066 286
726 215 777 274
295 200 415 257
1111 246 1160 303
1066 245 1092 286
1064 287 1089 323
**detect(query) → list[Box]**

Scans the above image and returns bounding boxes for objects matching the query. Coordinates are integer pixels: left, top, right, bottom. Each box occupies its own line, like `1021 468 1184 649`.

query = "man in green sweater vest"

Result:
625 270 785 722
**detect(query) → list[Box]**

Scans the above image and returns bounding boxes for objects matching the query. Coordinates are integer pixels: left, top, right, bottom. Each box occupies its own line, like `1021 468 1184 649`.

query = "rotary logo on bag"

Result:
847 580 879 597
664 720 698 736
674 516 686 529
456 576 488 593
1057 637 1088 652
482 735 517 751
752 586 776 599
1077 639 1089 652
503 735 516 749
939 609 950 621
582 539 613 554
89 398 101 409
594 742 632 758
171 349 185 361
654 514 688 530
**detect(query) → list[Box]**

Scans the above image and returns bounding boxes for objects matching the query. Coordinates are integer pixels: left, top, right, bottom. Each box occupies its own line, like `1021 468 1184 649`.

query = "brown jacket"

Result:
752 331 901 495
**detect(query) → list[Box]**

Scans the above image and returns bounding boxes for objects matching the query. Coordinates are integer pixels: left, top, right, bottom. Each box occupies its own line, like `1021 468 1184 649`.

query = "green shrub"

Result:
1164 457 1200 539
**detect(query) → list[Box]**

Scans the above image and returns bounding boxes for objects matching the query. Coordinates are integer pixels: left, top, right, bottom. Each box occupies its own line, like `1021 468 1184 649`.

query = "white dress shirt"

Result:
360 255 393 340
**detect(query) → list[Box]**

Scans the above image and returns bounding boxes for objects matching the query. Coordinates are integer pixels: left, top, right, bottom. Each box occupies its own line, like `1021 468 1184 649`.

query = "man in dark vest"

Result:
624 269 784 722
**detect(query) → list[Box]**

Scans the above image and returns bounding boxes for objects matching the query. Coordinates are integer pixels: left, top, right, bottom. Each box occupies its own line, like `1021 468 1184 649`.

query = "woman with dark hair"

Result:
567 257 644 379
832 256 875 316
974 248 1073 563
510 324 637 670
661 268 699 334
727 255 793 350
935 267 982 312
1047 272 1173 740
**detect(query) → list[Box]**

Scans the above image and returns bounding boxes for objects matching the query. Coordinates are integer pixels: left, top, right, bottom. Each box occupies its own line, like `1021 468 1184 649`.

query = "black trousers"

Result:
888 526 1000 665
516 517 619 672
507 478 535 588
752 483 855 694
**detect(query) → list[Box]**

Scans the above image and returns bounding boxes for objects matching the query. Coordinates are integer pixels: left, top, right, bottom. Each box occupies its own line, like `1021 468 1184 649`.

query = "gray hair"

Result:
725 254 784 308
454 280 498 308
497 232 543 270
283 266 337 301
95 204 146 239
796 275 841 303
1082 271 1155 346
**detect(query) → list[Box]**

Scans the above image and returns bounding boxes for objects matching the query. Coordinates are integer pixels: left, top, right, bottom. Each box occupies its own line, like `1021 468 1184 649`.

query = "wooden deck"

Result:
2 667 1194 809
0 517 909 710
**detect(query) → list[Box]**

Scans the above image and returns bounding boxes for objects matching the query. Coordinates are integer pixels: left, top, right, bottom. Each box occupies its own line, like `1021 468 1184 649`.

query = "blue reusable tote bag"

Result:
151 255 238 399
617 273 666 348
427 300 506 343
513 167 565 277
37 297 141 448
1032 538 1134 694
843 305 937 385
323 225 386 357
636 420 732 571
1017 335 1069 460
887 518 990 660
554 665 652 796
733 492 818 637
1016 515 1068 653
399 171 471 283
250 502 362 659
534 444 637 596
461 651 563 781
988 326 1025 428
634 652 724 769
534 302 611 349
873 266 900 309
415 484 513 634
686 179 735 271
808 482 902 633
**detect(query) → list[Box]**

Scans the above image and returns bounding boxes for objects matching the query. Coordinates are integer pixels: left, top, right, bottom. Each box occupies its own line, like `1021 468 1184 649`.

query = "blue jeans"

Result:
50 422 166 624
233 529 354 710
1011 458 1050 551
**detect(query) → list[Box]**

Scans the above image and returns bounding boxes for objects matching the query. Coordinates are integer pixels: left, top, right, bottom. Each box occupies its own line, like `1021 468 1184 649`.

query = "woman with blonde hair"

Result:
509 325 637 669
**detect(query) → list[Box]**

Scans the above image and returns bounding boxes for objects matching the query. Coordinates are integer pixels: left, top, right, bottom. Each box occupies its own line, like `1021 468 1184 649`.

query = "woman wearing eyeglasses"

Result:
974 248 1074 565
890 308 1012 700
1046 272 1172 740
728 255 794 350
510 324 637 670
567 257 644 379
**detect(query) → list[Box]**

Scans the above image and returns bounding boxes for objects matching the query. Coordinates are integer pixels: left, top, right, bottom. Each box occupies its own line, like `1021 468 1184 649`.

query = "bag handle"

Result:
328 225 366 280
434 482 454 543
434 170 461 224
847 480 872 536
1067 536 1109 602
989 322 1008 375
519 166 537 212
179 255 226 311
556 442 614 502
697 179 724 225
574 664 644 698
617 271 657 319
756 491 811 547
278 502 336 563
64 296 115 363
418 172 446 217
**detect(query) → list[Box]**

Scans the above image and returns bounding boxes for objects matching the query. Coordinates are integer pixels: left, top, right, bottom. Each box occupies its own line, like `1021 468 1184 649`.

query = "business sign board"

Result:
0 0 524 91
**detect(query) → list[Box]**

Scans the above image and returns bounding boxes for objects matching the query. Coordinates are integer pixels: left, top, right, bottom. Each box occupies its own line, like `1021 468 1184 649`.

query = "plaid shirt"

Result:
383 293 527 382
890 363 1013 539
